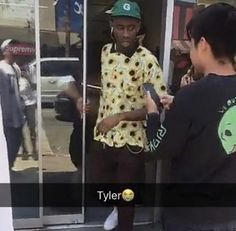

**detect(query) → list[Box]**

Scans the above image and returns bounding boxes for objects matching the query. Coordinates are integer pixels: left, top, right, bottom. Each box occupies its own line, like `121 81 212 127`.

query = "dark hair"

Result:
186 3 236 63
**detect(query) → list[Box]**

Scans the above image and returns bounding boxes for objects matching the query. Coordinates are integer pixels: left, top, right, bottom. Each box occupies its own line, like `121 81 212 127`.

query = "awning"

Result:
171 40 190 53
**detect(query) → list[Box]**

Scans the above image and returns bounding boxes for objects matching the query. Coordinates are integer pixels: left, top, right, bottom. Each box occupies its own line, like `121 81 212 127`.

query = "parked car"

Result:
28 57 80 103
54 84 101 122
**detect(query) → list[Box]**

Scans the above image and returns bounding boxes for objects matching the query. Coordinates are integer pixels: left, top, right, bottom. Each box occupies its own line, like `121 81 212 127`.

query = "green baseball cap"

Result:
111 0 141 20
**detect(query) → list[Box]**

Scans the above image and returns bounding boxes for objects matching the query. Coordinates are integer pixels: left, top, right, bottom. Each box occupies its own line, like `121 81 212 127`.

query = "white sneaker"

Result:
104 207 118 230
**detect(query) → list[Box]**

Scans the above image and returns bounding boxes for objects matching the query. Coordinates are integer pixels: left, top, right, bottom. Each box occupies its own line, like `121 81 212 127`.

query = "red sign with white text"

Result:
7 44 35 56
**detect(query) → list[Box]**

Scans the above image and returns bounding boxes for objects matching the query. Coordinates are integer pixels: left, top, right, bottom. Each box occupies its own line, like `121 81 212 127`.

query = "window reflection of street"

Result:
42 105 82 216
42 107 76 173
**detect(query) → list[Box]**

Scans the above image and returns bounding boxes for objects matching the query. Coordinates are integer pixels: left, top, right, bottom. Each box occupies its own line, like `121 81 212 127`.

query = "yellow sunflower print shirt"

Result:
94 43 167 148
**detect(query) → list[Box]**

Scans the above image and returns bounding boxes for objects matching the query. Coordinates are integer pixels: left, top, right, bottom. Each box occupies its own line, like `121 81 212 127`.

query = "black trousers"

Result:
4 126 22 168
90 141 145 231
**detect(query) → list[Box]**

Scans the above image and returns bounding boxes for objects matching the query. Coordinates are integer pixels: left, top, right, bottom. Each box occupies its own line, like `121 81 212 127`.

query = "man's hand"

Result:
160 94 174 110
97 114 123 134
76 98 91 118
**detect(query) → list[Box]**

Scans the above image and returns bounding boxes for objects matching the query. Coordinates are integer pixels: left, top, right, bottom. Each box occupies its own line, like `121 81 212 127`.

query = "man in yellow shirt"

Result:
66 0 166 230
91 1 167 230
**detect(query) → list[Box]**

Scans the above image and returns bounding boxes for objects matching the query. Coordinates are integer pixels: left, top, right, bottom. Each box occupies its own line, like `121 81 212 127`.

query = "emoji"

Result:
122 189 134 202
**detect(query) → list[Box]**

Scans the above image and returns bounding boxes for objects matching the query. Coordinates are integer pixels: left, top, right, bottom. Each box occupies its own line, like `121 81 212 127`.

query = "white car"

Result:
28 57 80 103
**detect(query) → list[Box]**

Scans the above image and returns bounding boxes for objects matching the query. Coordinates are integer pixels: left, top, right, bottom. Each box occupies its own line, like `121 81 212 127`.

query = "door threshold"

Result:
17 221 152 230
46 221 152 229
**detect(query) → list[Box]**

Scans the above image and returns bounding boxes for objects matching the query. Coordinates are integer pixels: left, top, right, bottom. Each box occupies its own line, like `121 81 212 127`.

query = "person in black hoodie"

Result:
145 3 236 231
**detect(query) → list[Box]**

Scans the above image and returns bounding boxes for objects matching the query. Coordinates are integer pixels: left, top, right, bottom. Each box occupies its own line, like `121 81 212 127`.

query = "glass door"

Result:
0 0 42 229
38 0 85 225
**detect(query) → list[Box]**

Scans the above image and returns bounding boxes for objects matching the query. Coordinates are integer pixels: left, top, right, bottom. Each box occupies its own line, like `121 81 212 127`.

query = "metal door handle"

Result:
49 80 56 84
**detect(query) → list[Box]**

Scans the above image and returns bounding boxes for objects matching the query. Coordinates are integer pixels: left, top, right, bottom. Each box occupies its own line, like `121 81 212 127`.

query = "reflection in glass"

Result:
39 0 84 220
0 0 39 222
169 1 195 94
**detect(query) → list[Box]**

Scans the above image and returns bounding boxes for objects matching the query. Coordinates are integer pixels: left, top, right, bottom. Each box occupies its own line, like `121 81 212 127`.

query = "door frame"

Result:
13 0 176 228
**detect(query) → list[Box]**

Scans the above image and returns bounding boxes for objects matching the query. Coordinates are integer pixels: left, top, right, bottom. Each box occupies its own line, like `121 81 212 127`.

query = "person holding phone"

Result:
146 3 236 230
90 1 167 230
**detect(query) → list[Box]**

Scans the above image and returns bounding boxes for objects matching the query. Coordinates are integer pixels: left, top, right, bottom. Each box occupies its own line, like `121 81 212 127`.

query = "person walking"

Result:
65 1 167 230
91 1 167 230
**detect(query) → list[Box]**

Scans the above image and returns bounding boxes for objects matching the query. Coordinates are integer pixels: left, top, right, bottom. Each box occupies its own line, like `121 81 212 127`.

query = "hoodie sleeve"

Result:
146 88 192 159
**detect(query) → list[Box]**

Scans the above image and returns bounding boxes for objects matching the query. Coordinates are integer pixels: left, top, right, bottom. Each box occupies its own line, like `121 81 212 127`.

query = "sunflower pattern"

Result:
94 43 167 148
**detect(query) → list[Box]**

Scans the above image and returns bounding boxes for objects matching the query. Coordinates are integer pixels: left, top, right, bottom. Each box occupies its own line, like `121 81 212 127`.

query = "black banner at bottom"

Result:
1 183 236 207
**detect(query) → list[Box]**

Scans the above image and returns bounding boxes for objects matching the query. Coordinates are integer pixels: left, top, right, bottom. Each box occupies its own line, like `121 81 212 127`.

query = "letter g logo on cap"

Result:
123 3 131 11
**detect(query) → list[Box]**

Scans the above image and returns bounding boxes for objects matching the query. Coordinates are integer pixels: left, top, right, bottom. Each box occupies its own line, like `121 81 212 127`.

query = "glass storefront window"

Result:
168 0 197 95
168 0 236 95
0 0 40 228
39 0 84 225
